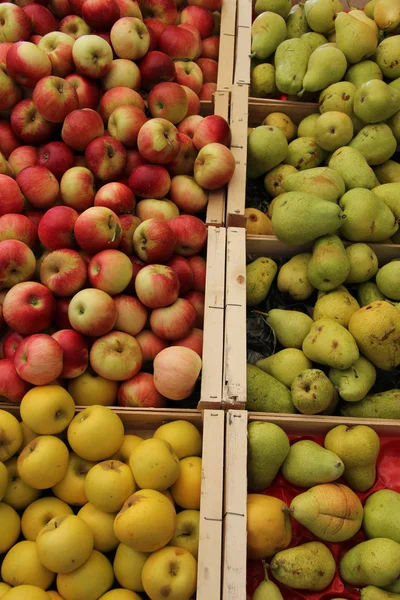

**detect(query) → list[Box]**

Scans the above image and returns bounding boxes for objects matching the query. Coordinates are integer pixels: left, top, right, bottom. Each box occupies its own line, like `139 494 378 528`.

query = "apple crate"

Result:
222 409 400 600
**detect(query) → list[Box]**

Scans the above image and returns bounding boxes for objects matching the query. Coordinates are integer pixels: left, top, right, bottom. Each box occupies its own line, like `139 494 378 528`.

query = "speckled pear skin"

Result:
270 541 336 591
340 538 400 588
281 441 344 487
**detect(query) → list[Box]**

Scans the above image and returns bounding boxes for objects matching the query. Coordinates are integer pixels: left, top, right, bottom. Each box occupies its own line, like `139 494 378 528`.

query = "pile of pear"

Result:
247 421 400 599
246 247 400 418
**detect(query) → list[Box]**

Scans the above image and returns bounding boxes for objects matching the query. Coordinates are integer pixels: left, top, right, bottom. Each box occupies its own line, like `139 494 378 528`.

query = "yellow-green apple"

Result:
8 145 37 175
0 409 22 462
2 331 24 359
22 5 57 37
99 588 142 599
0 175 24 215
56 549 114 600
85 135 126 182
102 58 141 92
152 419 202 458
0 121 19 159
181 5 213 37
169 175 208 214
52 452 96 505
173 327 203 356
128 164 171 199
37 32 75 77
99 86 145 122
21 497 73 542
142 546 197 597
153 345 201 398
133 218 176 263
61 108 104 152
194 141 235 189
67 370 118 406
37 141 75 180
196 57 218 82
40 249 87 297
54 297 71 329
84 459 135 513
112 434 142 464
182 85 201 116
82 0 120 31
0 460 7 500
2 281 56 335
33 76 79 123
16 165 60 209
135 329 168 363
0 502 21 555
118 371 166 408
116 0 143 17
0 4 31 43
14 334 64 385
148 81 188 124
135 199 179 221
74 206 122 253
7 585 56 599
188 255 206 291
110 17 150 60
20 384 75 434
119 214 141 255
159 24 200 60
174 60 203 93
72 34 113 79
78 503 119 552
6 41 51 87
3 457 40 510
113 543 148 592
0 64 22 112
60 166 96 211
17 434 69 489
135 264 179 308
0 359 31 402
68 288 117 337
88 249 133 296
140 0 177 23
166 132 197 176
59 15 91 39
129 438 179 491
201 34 219 59
10 99 56 144
52 330 89 378
170 509 200 558
65 73 100 109
20 421 37 449
1 540 55 590
90 331 143 381
168 214 207 256
138 50 175 91
67 405 124 461
167 255 194 295
193 114 230 150
108 105 147 148
199 81 216 99
0 239 36 288
137 118 180 165
37 514 94 574
38 206 78 251
114 294 147 335
94 182 136 215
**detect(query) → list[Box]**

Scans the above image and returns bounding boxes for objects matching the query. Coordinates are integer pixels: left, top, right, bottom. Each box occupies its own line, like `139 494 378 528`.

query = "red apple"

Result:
181 5 213 38
184 289 204 328
0 120 20 158
24 209 44 227
138 50 175 91
61 108 105 152
2 281 55 334
23 4 58 36
153 345 201 399
188 0 221 11
82 0 120 31
94 182 135 215
88 249 133 295
10 98 55 144
143 22 158 51
118 371 166 408
68 0 86 16
101 58 141 91
8 145 37 176
133 218 176 263
74 206 122 253
177 114 204 139
135 329 168 363
199 82 216 100
99 86 145 122
137 118 180 165
188 255 206 292
150 297 196 340
37 141 75 180
14 333 63 385
90 330 143 380
52 328 88 378
0 42 13 64
68 288 117 336
59 14 91 39
114 293 148 335
6 41 51 87
135 264 179 309
168 214 207 256
179 23 202 58
196 57 218 83
0 175 24 215
119 214 141 255
49 0 72 17
140 0 177 24
167 134 197 177
108 104 147 148
40 249 87 297
182 85 200 116
158 25 199 59
65 73 100 109
33 75 79 123
85 135 126 182
128 164 171 199
201 35 219 60
110 17 150 60
148 81 188 124
60 166 96 211
136 199 179 221
125 255 145 292
174 60 203 94
173 327 203 356
3 331 25 359
0 213 38 246
115 0 143 18
0 63 22 112
0 4 31 44
193 114 230 150
124 148 147 175
166 255 194 295
72 34 113 79
55 297 72 329
0 358 31 402
0 239 36 288
194 142 235 189
16 166 60 209
169 174 208 213
38 206 78 250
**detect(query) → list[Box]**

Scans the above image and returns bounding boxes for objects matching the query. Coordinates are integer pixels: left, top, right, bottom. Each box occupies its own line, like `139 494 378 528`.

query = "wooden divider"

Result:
217 0 238 92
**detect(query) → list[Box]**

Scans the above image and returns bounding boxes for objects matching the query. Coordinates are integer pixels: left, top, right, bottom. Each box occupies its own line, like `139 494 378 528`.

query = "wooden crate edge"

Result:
217 0 237 92
226 84 249 228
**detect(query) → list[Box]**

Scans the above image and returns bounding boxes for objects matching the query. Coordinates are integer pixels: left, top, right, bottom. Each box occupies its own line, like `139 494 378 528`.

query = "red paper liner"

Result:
246 434 400 600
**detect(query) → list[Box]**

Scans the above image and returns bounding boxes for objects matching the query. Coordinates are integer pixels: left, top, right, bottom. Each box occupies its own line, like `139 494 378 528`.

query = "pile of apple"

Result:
0 0 237 407
0 404 203 599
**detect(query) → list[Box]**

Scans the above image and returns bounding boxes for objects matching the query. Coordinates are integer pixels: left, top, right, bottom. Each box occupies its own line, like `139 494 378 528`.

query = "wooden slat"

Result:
226 84 248 228
217 0 237 92
233 0 251 85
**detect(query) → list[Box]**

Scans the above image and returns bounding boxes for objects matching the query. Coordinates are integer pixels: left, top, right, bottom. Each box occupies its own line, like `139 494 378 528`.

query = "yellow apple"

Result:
1 540 55 589
52 452 96 506
171 457 202 509
2 585 51 600
99 591 142 600
0 409 23 462
113 543 149 592
0 461 8 500
84 459 135 513
17 436 69 490
153 421 202 459
68 371 118 406
36 515 94 574
114 489 176 552
129 438 180 491
77 503 119 553
170 509 200 559
56 550 114 600
112 434 143 463
22 497 74 541
67 405 124 461
47 592 63 599
0 502 20 554
141 546 197 600
162 489 175 505
20 385 76 435
0 583 11 598
3 457 41 510
20 422 38 448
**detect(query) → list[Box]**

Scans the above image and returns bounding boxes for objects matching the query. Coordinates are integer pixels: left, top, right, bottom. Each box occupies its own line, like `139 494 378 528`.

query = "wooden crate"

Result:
222 409 400 599
217 0 238 92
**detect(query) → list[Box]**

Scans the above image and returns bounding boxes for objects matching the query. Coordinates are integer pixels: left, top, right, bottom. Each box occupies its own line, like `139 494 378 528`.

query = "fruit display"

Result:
0 405 206 599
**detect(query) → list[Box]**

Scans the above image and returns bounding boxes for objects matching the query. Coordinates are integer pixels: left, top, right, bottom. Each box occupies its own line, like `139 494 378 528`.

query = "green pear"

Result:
251 63 277 98
304 0 343 34
252 570 284 600
354 80 400 124
364 490 400 543
246 257 278 307
291 368 337 414
390 78 400 91
315 111 353 152
339 188 398 242
313 287 360 327
376 261 400 301
375 36 400 80
361 587 400 599
301 45 347 95
358 282 387 306
251 12 287 60
345 61 383 88
254 0 291 18
349 124 397 166
329 356 376 402
270 541 336 591
301 31 328 53
373 183 400 218
256 349 312 388
266 309 313 348
341 389 400 419
335 11 378 64
307 235 350 292
303 318 359 369
374 0 400 32
274 38 312 95
277 253 315 301
281 441 344 487
282 166 345 202
298 113 319 137
388 110 400 148
247 421 290 492
385 576 400 594
286 4 311 39
320 82 364 133
271 192 345 245
263 113 297 142
346 243 379 284
246 364 296 413
329 147 379 190
340 538 400 587
247 126 288 179
290 483 363 542
264 164 297 197
324 424 380 492
375 160 400 183
285 137 327 170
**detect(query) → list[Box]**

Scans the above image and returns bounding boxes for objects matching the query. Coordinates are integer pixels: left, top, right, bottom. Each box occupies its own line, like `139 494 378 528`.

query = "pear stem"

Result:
263 562 270 582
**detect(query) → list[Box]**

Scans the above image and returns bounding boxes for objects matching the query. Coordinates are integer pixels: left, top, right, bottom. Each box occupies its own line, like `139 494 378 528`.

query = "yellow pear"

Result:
245 208 273 235
247 494 292 559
